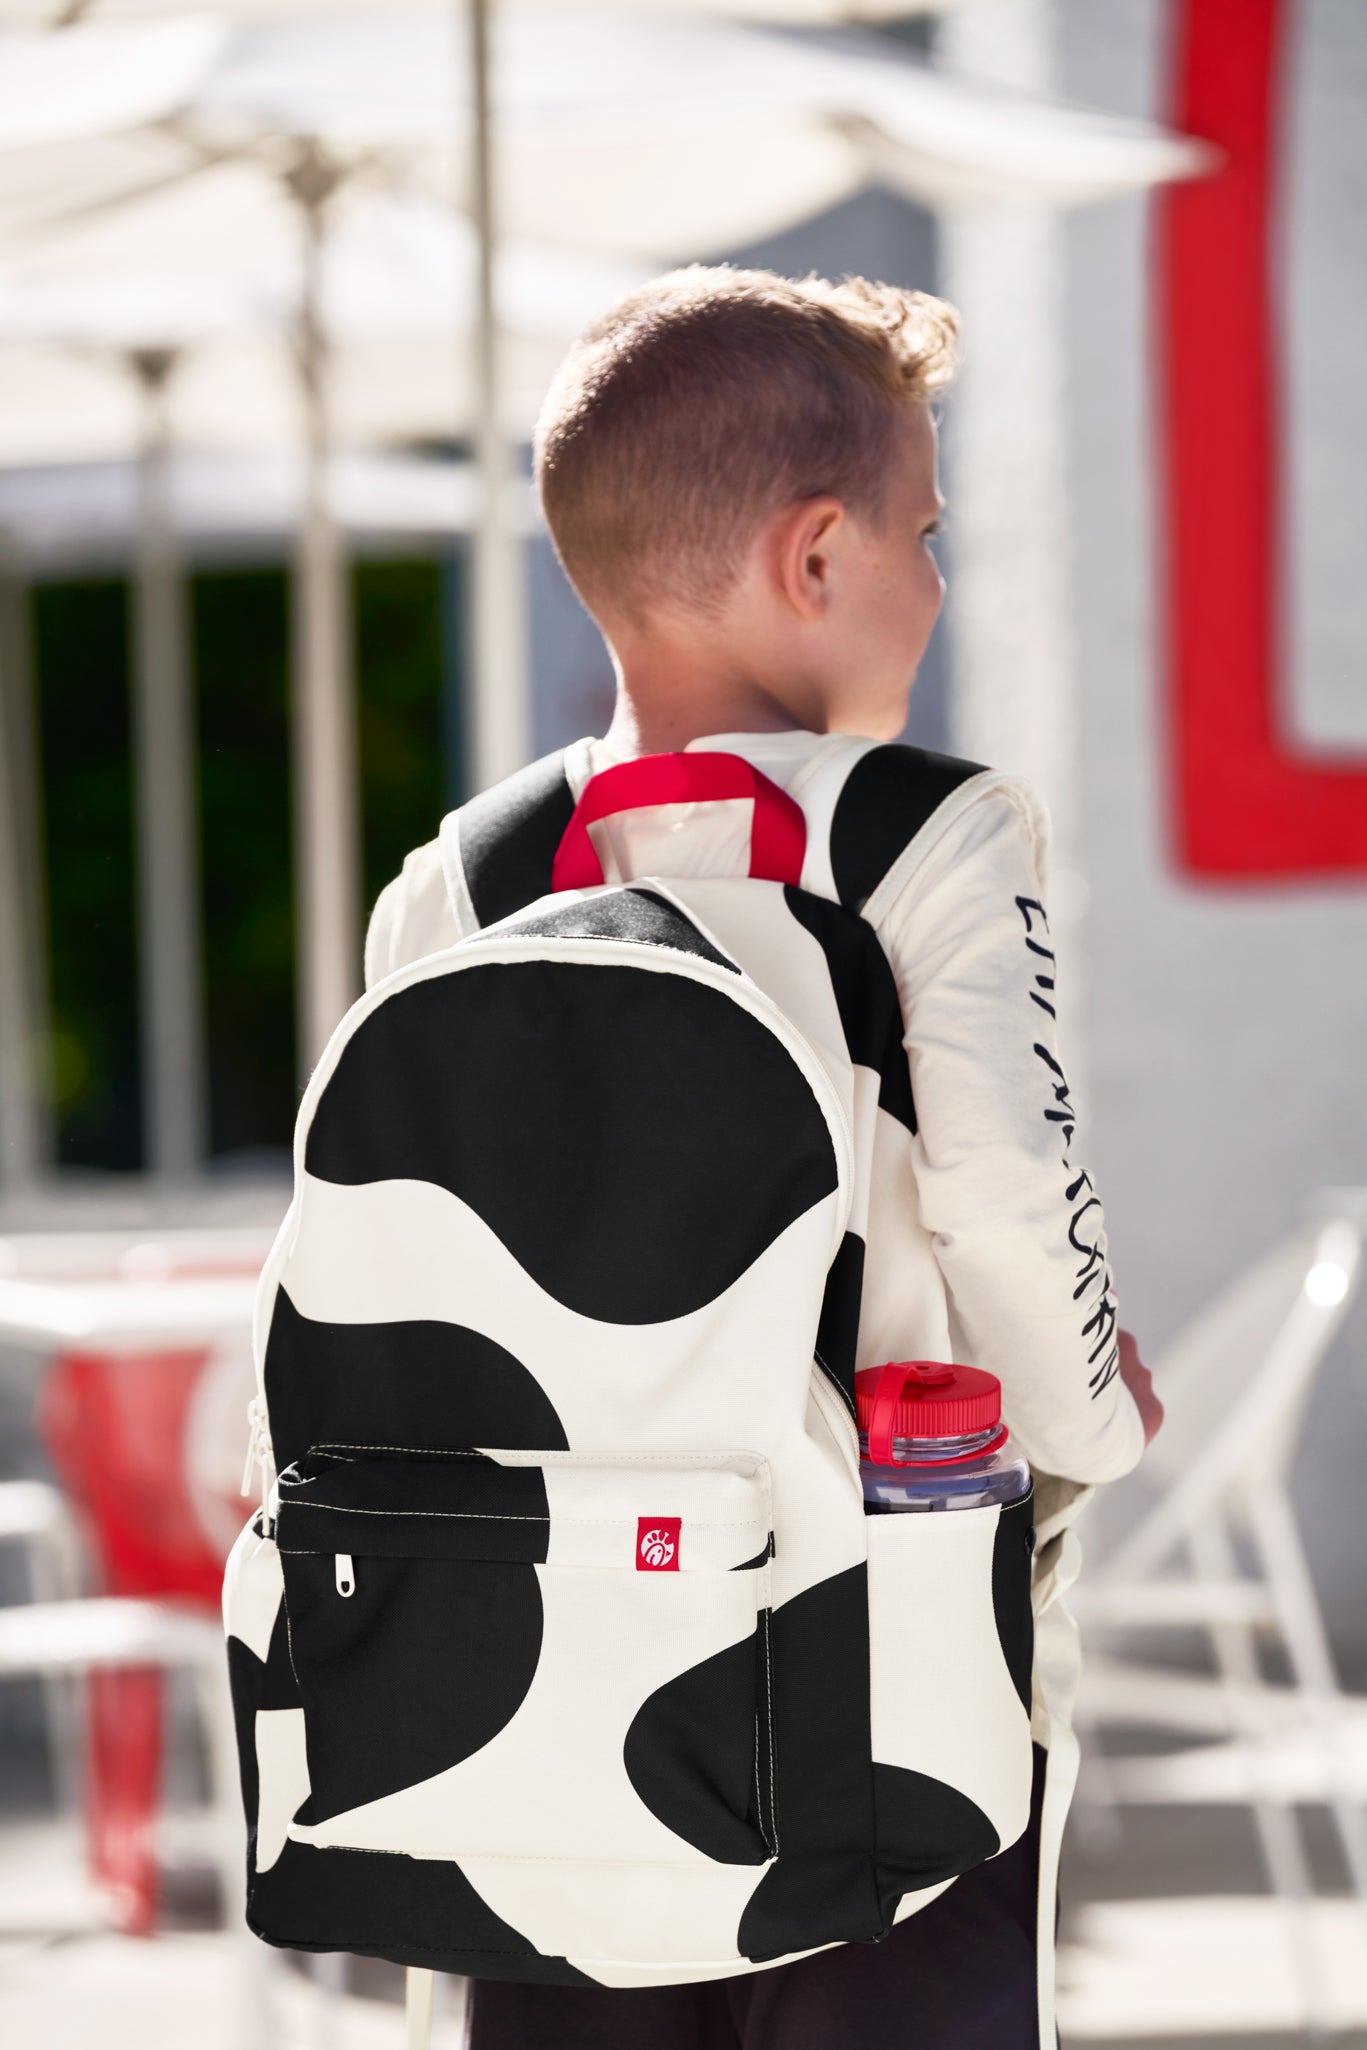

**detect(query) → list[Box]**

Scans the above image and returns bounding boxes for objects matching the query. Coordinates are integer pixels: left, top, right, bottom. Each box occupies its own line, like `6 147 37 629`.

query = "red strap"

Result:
551 752 807 894
865 1361 955 1468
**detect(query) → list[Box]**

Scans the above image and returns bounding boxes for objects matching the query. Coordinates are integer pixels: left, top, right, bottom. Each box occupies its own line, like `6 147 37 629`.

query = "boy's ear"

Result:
773 496 845 624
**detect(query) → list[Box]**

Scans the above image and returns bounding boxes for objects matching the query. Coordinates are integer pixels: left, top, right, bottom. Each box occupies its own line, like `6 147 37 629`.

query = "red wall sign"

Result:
1160 0 1367 878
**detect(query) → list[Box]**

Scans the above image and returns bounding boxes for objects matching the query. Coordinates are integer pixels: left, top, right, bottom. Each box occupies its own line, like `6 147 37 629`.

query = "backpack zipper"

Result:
240 1394 276 1522
335 1554 355 1597
809 1356 860 1482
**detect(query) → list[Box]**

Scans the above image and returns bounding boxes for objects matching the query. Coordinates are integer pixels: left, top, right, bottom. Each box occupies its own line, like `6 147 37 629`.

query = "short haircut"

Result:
533 264 958 626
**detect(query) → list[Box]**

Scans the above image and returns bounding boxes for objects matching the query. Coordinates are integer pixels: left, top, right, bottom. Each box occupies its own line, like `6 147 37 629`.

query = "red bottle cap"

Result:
855 1361 1002 1467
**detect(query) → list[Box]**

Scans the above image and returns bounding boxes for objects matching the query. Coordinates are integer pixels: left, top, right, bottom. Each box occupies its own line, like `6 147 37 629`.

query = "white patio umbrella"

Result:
0 178 643 1179
0 2 1205 756
0 12 222 140
0 447 527 564
0 5 1206 1169
0 173 642 459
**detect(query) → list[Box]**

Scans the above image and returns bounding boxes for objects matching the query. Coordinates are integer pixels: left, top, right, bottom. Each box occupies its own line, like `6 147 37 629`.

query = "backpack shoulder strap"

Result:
826 742 990 917
439 739 992 932
438 747 576 933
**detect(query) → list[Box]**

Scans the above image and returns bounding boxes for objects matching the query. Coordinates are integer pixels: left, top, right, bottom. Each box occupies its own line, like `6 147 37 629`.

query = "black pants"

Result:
467 1747 1046 2050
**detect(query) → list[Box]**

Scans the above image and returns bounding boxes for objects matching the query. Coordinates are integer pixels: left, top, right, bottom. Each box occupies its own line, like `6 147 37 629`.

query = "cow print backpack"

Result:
225 745 1036 1993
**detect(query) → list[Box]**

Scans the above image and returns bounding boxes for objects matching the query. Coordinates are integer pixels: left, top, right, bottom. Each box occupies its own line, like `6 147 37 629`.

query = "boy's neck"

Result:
601 648 822 760
602 695 812 759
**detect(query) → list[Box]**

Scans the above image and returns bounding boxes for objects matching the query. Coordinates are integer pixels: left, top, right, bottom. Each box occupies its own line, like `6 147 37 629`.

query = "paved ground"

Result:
0 1929 469 2050
1058 1795 1367 2046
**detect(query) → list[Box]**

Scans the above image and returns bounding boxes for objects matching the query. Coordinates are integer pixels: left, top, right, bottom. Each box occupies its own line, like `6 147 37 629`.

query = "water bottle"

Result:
855 1360 1030 1513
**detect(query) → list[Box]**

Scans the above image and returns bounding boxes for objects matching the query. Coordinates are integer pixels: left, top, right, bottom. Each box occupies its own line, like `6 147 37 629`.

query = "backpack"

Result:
224 743 1036 1990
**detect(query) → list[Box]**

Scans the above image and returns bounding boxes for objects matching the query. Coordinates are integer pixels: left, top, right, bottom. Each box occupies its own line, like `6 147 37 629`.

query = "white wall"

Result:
1061 0 1367 1678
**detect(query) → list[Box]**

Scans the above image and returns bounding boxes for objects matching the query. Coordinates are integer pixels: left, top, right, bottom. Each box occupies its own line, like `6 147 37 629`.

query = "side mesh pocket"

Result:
865 1489 1035 1927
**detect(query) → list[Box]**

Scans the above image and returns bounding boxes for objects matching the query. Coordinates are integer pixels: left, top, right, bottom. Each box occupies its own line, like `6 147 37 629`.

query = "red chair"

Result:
40 1343 243 1933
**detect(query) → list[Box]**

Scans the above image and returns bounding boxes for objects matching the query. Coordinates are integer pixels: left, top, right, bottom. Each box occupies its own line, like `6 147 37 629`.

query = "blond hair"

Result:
533 265 958 625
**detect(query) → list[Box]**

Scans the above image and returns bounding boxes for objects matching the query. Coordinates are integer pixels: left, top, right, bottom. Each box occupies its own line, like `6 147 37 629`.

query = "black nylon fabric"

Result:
283 1545 545 1822
623 1627 773 1867
226 1610 298 1861
829 744 986 915
276 1450 553 1563
782 887 917 1133
736 1565 881 1961
305 958 839 1325
992 1491 1037 1715
458 749 576 928
814 1231 864 1413
495 884 741 973
263 1292 570 1476
248 1839 600 1986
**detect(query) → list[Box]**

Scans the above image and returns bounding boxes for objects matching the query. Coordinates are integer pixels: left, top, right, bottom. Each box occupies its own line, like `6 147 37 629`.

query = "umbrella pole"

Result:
0 529 53 1191
129 346 208 1179
467 0 529 794
288 149 361 1076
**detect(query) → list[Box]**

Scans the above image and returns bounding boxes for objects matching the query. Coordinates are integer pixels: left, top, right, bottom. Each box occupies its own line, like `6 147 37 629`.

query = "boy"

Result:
365 267 1162 2048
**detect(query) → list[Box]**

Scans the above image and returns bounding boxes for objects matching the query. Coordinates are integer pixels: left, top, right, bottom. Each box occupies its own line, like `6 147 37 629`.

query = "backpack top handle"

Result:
551 751 808 894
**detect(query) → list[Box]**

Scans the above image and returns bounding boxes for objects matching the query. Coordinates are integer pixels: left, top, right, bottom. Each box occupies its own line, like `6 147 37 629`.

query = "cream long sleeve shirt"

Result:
364 727 1145 1488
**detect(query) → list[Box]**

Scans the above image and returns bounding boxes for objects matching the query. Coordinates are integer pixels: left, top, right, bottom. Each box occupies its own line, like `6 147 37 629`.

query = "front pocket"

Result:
274 1447 777 1869
865 1489 1035 1922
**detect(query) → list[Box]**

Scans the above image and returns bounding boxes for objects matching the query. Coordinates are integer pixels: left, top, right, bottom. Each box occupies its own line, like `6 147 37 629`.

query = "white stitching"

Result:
488 1451 769 1472
762 1599 779 1855
283 1602 302 1693
753 1710 763 1846
313 1444 484 1459
281 1503 545 1523
283 1842 763 1872
813 1349 857 1420
309 1443 770 1477
279 1499 766 1531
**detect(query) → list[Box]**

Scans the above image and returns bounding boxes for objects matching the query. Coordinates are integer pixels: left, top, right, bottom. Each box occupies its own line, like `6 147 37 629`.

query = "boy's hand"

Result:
1119 1328 1164 1444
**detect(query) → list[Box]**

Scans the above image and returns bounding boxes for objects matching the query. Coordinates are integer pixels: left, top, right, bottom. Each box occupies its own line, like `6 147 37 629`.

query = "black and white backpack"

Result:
224 745 1036 1991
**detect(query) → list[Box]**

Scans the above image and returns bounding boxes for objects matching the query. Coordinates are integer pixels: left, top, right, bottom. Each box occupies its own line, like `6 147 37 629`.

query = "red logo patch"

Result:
637 1516 680 1571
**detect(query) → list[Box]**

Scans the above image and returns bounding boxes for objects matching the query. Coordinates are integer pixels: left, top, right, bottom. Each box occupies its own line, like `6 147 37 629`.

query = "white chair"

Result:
1071 1193 1367 2020
0 1227 269 1921
0 1226 281 2044
0 1593 278 2047
0 1478 86 1810
0 1480 82 1601
0 1595 243 1908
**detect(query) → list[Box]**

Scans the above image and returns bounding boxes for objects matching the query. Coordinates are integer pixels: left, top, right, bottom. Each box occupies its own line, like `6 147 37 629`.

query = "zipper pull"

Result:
335 1554 355 1598
241 1395 275 1512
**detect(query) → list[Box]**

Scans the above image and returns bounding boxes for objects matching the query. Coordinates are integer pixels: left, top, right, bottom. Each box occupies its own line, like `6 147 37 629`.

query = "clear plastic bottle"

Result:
855 1360 1030 1513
